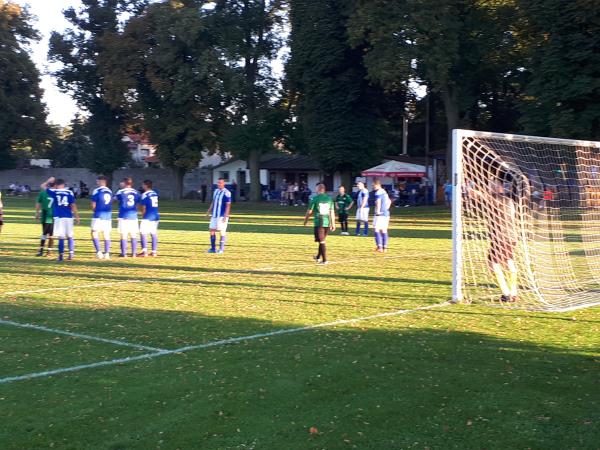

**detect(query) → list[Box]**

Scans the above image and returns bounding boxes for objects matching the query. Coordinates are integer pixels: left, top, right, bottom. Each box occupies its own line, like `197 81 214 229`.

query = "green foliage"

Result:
100 1 228 185
349 0 523 154
517 0 600 140
46 116 93 168
287 0 383 174
0 1 50 169
48 0 142 175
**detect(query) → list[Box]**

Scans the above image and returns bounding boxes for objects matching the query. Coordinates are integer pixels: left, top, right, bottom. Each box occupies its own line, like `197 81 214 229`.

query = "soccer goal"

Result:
452 129 600 311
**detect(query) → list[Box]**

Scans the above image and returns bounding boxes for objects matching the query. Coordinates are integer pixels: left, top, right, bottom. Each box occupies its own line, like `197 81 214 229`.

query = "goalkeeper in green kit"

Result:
35 180 55 256
304 183 336 265
335 185 354 235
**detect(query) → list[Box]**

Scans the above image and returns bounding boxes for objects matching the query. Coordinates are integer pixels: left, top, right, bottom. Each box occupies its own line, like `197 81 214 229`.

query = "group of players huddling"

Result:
33 176 232 261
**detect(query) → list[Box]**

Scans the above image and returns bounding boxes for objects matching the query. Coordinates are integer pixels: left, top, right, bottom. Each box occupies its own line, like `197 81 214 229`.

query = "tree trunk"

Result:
106 172 114 192
172 167 186 200
341 171 353 191
248 148 261 202
441 87 460 174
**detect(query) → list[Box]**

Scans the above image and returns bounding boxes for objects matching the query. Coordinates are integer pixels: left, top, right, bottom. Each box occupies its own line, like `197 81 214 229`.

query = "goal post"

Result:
452 129 600 311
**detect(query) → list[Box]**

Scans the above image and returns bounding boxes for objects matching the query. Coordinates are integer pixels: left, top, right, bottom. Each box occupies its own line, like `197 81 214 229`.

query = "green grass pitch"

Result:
0 197 598 449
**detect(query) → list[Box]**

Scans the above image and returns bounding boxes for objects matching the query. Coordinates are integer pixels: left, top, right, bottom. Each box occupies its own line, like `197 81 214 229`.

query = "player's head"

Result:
47 180 55 188
316 183 326 194
54 178 65 188
96 175 108 187
217 178 226 189
122 177 133 188
356 181 365 190
372 178 382 189
142 179 153 191
338 186 345 194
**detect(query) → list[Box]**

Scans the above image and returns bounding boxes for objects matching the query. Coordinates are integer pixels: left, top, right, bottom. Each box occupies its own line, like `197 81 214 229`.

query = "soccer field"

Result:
0 197 598 449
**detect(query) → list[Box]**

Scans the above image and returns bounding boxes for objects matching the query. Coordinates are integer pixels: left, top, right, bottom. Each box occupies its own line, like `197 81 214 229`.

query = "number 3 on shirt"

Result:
126 194 135 207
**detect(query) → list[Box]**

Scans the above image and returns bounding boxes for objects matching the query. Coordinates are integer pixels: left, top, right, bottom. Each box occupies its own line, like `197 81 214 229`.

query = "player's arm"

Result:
71 203 80 225
375 197 382 215
35 201 41 221
223 201 231 221
206 201 213 216
303 203 314 226
361 194 368 209
329 202 336 231
40 176 55 191
346 197 354 211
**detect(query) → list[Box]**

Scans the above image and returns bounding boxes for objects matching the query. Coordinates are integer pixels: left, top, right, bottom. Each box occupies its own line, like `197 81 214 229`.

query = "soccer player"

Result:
35 180 55 256
114 177 140 258
304 183 336 265
335 186 354 235
42 177 80 261
355 181 370 236
206 178 231 254
139 180 159 257
90 175 113 259
372 179 392 253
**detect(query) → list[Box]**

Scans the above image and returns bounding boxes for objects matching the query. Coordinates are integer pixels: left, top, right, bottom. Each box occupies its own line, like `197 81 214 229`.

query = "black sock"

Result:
39 239 46 250
317 244 322 259
319 243 327 262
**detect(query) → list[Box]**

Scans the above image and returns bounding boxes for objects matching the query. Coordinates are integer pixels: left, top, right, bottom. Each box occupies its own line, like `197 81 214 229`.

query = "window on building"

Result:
219 171 230 182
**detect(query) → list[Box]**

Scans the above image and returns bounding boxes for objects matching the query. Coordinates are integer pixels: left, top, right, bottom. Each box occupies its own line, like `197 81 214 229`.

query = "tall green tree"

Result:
48 0 146 181
212 0 286 201
0 1 49 169
99 0 229 198
46 116 93 168
517 0 600 140
287 0 383 180
349 0 522 162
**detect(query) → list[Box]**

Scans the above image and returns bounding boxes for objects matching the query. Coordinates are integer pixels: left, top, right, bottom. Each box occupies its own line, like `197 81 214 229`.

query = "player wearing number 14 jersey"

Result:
139 180 159 257
41 177 80 261
90 175 113 259
114 177 140 257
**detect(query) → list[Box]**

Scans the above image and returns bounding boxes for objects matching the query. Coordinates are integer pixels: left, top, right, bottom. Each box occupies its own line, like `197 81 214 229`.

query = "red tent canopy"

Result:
362 160 426 178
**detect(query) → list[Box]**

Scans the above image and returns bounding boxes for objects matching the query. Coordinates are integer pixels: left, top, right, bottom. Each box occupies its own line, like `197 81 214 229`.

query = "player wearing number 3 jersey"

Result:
139 180 159 257
90 175 113 259
114 177 140 258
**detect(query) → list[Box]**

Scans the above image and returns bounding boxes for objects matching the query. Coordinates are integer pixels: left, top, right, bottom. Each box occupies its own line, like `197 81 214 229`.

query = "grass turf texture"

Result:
0 196 598 449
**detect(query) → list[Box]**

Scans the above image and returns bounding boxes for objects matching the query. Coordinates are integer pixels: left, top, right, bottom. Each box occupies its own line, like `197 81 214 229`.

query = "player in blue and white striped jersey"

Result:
139 180 159 257
355 181 370 236
114 177 140 258
41 177 81 261
372 178 392 253
206 178 232 254
90 175 113 259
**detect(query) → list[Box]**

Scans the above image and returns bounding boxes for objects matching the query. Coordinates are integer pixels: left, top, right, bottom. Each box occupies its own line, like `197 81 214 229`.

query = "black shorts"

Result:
314 226 329 243
338 212 348 222
42 222 54 237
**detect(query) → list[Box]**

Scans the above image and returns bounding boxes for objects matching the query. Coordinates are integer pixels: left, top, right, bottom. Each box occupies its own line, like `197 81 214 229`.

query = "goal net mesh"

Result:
454 131 600 311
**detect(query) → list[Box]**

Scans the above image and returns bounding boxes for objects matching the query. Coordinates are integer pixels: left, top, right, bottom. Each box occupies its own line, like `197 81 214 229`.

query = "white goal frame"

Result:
451 129 600 306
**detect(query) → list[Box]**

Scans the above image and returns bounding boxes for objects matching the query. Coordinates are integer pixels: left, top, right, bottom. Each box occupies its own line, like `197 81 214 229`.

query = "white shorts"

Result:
209 216 229 233
140 220 159 235
53 217 74 238
118 218 139 237
373 215 390 231
356 207 370 222
91 219 112 236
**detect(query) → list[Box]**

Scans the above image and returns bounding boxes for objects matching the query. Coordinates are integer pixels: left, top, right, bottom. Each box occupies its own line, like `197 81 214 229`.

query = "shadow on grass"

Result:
0 301 597 449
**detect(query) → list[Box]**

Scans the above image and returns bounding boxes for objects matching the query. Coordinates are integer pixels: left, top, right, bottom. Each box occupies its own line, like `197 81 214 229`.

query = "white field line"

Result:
0 302 449 384
1 251 450 297
0 319 166 352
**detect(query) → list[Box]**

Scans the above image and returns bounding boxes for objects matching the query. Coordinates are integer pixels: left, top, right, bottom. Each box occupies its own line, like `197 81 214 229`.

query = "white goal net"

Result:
452 129 600 311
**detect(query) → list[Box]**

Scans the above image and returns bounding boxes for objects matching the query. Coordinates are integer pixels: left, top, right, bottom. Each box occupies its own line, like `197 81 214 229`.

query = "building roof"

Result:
260 155 320 171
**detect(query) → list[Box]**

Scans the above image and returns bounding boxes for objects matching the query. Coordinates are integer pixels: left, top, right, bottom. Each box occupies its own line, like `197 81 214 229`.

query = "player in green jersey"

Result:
334 186 354 235
304 183 336 265
35 181 55 256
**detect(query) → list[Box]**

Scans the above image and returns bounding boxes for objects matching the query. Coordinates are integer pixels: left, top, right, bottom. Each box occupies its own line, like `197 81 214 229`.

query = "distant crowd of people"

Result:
5 181 90 198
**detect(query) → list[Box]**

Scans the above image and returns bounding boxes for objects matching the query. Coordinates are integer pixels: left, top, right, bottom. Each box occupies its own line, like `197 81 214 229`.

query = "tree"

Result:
287 0 384 182
349 0 522 163
46 116 93 168
211 0 286 201
0 1 50 169
517 0 600 140
48 0 145 181
99 0 229 198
